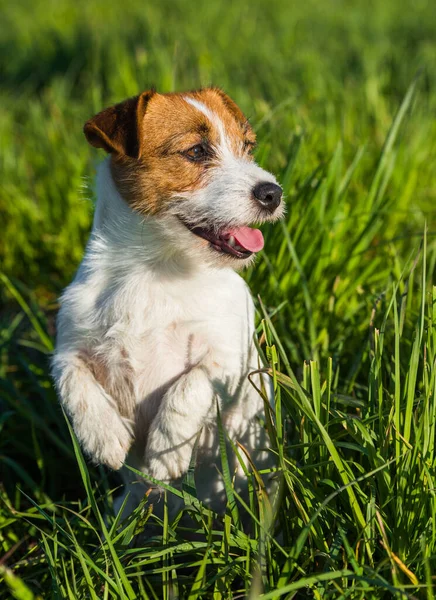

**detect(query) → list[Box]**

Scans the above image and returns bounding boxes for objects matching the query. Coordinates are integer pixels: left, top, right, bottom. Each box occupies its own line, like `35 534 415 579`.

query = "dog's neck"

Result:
90 159 210 279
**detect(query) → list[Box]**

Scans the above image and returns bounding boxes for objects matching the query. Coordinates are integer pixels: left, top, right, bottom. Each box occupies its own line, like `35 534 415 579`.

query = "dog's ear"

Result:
83 90 155 158
212 88 249 128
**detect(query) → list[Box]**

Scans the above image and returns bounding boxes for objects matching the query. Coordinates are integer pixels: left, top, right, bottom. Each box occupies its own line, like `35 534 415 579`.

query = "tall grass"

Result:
1 0 436 597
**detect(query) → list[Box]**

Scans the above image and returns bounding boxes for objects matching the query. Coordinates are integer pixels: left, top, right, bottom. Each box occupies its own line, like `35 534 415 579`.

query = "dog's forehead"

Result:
142 89 254 146
187 89 249 133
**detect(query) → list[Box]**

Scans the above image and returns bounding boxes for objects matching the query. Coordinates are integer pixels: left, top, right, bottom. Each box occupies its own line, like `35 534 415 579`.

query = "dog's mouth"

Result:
180 219 264 259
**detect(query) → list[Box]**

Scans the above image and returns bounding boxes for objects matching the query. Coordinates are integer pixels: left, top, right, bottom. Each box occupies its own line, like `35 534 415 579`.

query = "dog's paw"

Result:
145 444 193 482
96 433 130 471
80 419 132 471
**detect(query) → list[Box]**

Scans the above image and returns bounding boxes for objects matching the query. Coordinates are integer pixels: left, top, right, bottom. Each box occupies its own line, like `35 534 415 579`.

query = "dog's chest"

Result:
103 269 257 400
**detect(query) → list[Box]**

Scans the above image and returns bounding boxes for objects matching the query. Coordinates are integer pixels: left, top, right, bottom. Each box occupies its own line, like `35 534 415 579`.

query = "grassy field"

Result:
1 0 436 597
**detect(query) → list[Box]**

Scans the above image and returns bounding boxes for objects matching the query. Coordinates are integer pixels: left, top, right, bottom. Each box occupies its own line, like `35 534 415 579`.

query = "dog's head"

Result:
84 88 284 267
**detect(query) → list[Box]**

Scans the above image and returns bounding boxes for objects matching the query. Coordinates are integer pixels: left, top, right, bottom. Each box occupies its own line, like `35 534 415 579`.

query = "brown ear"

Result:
212 87 249 128
83 90 155 158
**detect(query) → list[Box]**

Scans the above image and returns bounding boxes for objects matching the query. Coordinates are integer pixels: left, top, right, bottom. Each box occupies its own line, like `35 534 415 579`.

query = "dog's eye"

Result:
183 144 208 162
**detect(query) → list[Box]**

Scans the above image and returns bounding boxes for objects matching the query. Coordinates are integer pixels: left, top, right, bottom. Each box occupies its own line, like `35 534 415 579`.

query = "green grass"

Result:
1 0 436 597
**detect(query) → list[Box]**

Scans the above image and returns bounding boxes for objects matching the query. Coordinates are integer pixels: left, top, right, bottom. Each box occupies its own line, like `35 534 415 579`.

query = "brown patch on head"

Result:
189 88 256 154
83 87 256 215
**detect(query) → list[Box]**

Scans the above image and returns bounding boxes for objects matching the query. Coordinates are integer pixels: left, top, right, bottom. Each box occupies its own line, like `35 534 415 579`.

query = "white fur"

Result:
53 102 282 513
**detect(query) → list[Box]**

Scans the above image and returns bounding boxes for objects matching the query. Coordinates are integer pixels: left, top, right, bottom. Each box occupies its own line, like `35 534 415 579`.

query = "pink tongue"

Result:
227 226 264 252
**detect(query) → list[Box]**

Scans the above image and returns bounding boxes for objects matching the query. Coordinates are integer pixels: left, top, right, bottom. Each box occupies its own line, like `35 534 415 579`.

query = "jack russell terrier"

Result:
52 87 284 516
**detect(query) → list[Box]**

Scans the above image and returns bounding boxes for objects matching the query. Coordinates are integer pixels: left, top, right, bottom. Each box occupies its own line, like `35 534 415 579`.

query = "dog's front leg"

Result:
52 352 134 470
145 365 214 482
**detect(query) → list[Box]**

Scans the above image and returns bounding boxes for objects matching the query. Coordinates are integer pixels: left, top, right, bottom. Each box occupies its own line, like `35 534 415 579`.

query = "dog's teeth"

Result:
227 236 236 247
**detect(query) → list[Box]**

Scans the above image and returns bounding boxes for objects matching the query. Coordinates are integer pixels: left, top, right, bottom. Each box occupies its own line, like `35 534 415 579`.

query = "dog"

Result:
52 87 284 517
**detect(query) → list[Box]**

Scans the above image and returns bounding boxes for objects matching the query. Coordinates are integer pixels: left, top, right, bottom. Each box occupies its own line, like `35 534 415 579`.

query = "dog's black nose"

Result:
252 182 282 213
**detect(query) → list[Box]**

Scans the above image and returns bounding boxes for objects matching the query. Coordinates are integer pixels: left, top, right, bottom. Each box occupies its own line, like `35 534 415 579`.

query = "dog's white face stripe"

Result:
184 96 217 126
184 96 237 160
